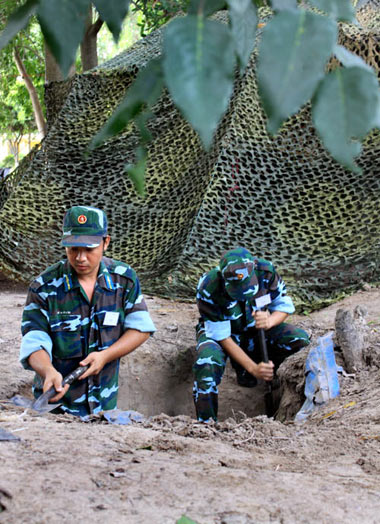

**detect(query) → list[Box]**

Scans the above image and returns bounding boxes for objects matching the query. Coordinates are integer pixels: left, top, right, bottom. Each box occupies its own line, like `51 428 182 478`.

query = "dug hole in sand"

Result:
118 297 270 420
117 293 380 423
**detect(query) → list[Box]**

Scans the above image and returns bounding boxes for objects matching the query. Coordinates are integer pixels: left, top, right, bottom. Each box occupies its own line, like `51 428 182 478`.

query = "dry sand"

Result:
1 279 380 523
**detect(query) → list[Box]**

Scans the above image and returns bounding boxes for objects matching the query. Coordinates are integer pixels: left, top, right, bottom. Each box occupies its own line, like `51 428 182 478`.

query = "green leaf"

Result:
163 16 235 149
90 58 164 150
257 9 337 134
92 0 130 42
188 0 226 17
135 113 153 144
176 517 198 524
333 44 372 72
0 0 39 50
306 0 355 22
227 0 257 74
312 66 380 172
270 0 298 11
37 0 90 77
125 146 147 196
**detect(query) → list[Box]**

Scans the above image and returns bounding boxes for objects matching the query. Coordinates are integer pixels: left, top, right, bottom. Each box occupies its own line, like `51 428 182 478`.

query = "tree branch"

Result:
87 16 104 39
13 46 46 137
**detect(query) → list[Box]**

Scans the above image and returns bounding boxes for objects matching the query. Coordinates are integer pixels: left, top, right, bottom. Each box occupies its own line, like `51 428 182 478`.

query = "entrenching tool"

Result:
255 294 275 418
9 365 89 414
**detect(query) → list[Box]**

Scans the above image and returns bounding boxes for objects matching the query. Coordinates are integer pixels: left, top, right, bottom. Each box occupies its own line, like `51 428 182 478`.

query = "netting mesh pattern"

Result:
0 6 379 311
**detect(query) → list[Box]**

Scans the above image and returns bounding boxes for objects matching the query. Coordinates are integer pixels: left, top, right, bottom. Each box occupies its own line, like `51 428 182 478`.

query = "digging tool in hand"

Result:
9 365 89 414
255 294 276 418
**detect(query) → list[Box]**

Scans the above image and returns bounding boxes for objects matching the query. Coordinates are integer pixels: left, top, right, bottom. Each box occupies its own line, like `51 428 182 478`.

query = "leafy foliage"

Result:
37 0 90 77
93 0 131 41
187 0 226 16
270 0 298 10
312 65 380 172
0 0 379 194
89 56 164 194
0 0 38 50
163 15 235 149
305 0 355 22
1 154 16 167
176 516 198 524
90 57 164 149
0 9 45 138
227 0 258 74
257 10 337 134
96 11 141 64
131 0 190 36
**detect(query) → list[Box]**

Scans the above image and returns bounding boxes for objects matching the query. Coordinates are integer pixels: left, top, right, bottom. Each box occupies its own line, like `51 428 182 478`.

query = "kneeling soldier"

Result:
193 247 310 422
20 205 156 416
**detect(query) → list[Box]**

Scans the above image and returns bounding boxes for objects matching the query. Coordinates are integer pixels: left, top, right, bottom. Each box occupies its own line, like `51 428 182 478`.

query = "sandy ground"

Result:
1 279 380 524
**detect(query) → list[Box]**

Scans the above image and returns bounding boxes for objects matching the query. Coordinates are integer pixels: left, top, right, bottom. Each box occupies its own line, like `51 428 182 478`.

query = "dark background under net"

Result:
0 5 379 312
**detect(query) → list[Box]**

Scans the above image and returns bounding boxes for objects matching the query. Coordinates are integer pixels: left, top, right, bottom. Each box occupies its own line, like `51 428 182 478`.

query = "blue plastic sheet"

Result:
295 332 340 422
102 409 145 425
0 426 20 441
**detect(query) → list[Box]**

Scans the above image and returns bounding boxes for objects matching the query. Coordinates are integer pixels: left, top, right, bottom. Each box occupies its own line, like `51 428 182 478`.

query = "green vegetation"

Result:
0 1 180 164
0 0 379 194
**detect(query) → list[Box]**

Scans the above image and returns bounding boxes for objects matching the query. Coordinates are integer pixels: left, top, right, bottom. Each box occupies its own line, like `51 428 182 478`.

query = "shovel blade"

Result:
31 401 62 414
10 395 35 409
10 393 61 413
9 365 87 414
32 391 62 413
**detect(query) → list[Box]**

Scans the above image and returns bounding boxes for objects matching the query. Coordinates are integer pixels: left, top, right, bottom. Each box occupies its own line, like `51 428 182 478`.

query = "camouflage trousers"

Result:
192 323 310 422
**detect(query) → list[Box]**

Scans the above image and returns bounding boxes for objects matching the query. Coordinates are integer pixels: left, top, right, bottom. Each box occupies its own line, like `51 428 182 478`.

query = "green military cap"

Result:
62 206 108 247
219 247 259 301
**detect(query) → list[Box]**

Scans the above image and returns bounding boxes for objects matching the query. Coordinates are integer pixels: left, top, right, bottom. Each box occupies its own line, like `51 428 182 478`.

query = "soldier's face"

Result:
65 236 110 278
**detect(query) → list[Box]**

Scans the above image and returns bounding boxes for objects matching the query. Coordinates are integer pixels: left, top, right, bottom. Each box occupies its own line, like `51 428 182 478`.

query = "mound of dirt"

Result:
1 283 380 523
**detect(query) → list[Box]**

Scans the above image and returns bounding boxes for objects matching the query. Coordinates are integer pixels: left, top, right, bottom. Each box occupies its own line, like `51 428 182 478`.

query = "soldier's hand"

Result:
79 352 107 379
253 310 272 330
255 361 274 381
44 368 69 403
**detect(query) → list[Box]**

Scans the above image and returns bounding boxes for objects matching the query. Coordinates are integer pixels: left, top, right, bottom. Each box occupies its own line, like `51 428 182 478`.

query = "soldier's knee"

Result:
193 340 225 382
298 328 311 347
192 357 222 380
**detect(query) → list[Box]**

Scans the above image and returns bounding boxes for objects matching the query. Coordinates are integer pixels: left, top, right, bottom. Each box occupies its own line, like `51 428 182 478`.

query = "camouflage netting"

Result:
0 5 379 311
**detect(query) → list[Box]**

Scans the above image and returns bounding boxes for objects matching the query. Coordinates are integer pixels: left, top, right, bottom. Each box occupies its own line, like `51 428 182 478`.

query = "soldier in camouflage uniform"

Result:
20 205 156 417
193 247 310 422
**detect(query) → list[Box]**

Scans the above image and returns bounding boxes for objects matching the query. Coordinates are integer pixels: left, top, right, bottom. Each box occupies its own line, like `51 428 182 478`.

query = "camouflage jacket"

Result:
20 257 156 417
196 258 295 344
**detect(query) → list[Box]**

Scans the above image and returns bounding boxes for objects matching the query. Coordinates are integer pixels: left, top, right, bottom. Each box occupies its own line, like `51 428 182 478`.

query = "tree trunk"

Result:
45 44 76 83
45 44 64 83
44 43 76 129
13 47 47 137
81 7 103 71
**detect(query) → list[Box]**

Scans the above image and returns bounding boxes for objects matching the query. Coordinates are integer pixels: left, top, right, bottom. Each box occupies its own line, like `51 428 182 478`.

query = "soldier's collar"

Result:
63 261 80 292
62 260 115 292
97 260 115 291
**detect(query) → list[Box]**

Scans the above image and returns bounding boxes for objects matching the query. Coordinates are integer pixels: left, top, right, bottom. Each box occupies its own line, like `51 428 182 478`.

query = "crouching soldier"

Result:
20 205 156 417
193 247 310 422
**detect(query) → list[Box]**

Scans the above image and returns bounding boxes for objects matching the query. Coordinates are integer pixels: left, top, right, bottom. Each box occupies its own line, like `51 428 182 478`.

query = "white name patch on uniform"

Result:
103 312 119 326
255 294 272 309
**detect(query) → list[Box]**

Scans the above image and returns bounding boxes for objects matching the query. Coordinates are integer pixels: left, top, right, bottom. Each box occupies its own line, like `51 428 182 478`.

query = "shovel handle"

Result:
41 365 90 400
258 328 269 363
62 365 89 386
257 321 275 418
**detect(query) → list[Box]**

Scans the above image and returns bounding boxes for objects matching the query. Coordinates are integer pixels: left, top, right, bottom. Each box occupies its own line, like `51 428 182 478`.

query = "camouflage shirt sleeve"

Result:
123 273 156 333
265 265 295 314
196 273 231 341
20 285 53 369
